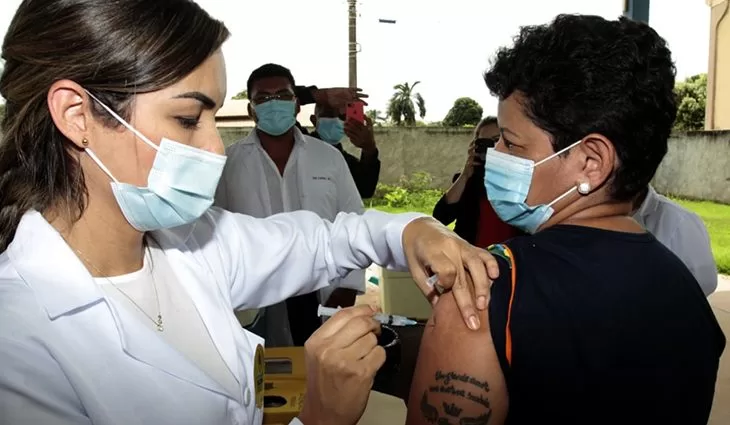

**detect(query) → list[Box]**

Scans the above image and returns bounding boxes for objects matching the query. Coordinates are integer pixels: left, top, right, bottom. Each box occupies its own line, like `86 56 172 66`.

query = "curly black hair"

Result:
484 14 677 201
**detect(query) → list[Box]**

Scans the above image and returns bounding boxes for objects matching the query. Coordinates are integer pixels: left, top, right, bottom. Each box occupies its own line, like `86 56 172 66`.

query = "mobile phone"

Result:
474 137 496 162
346 101 365 124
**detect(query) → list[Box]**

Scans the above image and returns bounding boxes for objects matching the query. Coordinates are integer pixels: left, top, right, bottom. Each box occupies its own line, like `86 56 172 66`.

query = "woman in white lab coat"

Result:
0 1 497 425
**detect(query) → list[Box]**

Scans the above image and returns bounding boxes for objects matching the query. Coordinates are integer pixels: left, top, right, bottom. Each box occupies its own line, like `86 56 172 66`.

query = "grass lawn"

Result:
672 198 730 275
369 197 730 274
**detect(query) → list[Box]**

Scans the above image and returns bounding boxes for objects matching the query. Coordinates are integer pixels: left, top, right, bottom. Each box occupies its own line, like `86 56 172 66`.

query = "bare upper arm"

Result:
406 286 508 425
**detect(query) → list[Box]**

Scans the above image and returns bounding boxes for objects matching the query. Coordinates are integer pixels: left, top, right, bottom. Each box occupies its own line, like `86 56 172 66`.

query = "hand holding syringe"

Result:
317 305 418 327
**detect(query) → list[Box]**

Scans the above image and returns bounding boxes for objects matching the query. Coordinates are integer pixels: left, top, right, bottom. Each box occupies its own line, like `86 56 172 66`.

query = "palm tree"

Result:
387 81 426 126
366 109 387 126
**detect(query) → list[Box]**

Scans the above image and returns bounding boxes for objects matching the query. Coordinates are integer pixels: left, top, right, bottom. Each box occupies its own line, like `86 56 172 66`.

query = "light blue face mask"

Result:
316 117 345 144
84 90 227 232
253 99 297 136
484 139 583 234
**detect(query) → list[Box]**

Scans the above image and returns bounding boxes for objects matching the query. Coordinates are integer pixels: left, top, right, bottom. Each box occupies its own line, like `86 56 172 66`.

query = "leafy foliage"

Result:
232 89 248 100
442 97 483 127
369 172 441 209
673 73 706 132
366 109 387 126
387 81 426 126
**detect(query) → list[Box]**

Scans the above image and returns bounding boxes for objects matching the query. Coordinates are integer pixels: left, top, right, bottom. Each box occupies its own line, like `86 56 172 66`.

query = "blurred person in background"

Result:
432 116 524 247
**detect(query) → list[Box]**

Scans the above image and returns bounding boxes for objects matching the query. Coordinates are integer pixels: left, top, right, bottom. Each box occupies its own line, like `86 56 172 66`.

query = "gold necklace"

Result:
73 245 164 332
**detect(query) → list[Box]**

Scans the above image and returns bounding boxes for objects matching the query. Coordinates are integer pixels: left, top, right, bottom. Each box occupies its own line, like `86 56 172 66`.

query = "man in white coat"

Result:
215 63 366 347
632 185 718 296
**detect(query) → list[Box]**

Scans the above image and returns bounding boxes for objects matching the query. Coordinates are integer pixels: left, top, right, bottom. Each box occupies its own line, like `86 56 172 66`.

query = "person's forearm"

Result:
294 85 318 105
354 155 380 199
360 146 378 162
431 196 459 227
444 173 471 204
225 209 424 311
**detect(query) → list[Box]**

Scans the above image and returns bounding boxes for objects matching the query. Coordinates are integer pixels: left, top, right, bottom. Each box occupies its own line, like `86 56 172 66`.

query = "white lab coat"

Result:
0 208 421 425
215 128 366 340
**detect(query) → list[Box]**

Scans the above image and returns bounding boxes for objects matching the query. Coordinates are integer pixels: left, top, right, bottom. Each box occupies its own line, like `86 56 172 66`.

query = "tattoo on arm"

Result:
419 370 493 425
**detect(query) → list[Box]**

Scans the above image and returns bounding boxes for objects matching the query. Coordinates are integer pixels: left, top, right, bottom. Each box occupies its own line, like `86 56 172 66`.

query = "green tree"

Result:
366 109 387 126
232 89 248 100
442 97 483 127
386 81 426 126
673 73 706 132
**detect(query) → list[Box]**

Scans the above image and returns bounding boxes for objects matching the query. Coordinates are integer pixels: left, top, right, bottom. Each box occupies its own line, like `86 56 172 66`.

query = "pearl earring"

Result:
82 138 89 147
578 182 591 195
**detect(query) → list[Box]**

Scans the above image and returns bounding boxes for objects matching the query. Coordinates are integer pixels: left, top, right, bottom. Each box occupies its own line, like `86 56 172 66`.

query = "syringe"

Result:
317 305 418 327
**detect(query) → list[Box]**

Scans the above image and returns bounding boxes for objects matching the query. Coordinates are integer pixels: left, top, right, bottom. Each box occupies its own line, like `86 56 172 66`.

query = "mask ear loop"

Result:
547 185 578 207
83 89 160 153
84 146 120 183
536 139 586 208
534 139 584 167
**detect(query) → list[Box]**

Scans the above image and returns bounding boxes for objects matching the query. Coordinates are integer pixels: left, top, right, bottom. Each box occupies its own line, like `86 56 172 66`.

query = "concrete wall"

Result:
219 127 730 204
220 126 475 190
653 130 730 203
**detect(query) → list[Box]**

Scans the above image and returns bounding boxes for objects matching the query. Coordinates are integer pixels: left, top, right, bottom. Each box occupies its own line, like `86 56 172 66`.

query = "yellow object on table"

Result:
264 347 307 382
262 379 307 425
263 347 307 425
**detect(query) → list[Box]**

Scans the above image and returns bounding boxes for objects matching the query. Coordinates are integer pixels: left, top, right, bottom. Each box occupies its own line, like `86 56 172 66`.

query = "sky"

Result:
0 0 712 122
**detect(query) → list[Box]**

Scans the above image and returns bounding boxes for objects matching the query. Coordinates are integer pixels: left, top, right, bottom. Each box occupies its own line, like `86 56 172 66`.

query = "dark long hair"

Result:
0 0 230 251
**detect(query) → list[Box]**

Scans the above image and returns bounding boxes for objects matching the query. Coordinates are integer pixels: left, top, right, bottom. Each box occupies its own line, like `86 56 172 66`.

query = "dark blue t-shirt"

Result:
488 225 725 425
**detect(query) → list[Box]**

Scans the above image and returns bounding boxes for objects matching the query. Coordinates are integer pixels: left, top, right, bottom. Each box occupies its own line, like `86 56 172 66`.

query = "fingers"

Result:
478 249 501 280
327 315 380 350
463 249 491 310
360 345 386 378
444 255 481 331
345 117 365 129
428 251 458 291
410 262 439 305
344 126 355 139
413 251 459 306
342 330 380 361
315 305 377 341
353 88 369 105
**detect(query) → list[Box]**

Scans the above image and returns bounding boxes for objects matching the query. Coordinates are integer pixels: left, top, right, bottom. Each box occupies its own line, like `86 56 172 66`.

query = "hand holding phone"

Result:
346 101 365 124
474 137 497 163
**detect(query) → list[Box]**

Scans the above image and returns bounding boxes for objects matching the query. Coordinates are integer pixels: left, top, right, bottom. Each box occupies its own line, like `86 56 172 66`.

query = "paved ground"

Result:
357 273 730 422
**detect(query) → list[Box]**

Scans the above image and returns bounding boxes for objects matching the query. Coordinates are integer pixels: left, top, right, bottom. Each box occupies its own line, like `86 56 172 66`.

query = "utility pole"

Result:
348 0 358 88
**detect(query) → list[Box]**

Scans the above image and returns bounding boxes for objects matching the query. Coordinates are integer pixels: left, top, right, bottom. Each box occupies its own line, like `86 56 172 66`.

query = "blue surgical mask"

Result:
316 117 344 144
84 90 227 232
253 100 297 136
484 140 583 234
